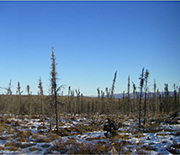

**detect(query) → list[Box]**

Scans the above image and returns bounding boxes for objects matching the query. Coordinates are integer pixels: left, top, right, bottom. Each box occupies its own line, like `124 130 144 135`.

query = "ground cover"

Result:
0 112 180 154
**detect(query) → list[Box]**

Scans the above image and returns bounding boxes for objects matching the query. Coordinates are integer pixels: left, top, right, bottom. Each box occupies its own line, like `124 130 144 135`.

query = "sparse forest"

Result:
0 48 179 123
0 47 180 154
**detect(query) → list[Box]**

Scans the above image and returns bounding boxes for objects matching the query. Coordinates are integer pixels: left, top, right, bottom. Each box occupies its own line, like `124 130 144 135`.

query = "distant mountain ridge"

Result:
112 91 175 99
66 92 175 99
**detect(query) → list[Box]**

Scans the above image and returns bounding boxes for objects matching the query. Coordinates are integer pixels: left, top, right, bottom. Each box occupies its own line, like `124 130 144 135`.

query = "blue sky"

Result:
0 1 180 96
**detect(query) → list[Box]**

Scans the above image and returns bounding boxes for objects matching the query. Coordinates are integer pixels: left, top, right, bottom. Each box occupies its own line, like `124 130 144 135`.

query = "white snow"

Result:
0 113 180 154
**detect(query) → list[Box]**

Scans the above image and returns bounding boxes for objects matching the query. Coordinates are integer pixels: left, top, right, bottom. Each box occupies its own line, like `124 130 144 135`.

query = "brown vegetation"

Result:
0 48 179 133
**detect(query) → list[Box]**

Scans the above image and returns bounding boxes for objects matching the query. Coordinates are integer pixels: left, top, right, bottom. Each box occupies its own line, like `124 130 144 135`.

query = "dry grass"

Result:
131 131 145 138
68 141 111 154
32 132 59 143
5 141 35 148
37 125 47 130
46 132 60 141
5 147 20 151
115 133 130 140
67 123 97 135
114 140 132 153
166 142 180 154
86 136 106 141
16 130 32 142
5 141 16 147
128 113 136 120
0 122 6 133
16 142 35 148
29 146 41 152
57 128 71 136
44 139 68 154
141 145 157 151
1 113 179 154
156 133 168 137
31 115 40 119
32 134 52 143
0 146 4 150
41 144 51 148
175 130 180 136
0 135 8 140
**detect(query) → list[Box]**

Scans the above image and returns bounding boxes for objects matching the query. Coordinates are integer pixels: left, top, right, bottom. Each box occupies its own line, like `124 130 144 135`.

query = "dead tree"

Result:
16 82 23 116
27 85 32 119
0 80 12 119
50 47 58 133
143 69 149 127
38 77 44 122
127 75 131 114
139 68 144 130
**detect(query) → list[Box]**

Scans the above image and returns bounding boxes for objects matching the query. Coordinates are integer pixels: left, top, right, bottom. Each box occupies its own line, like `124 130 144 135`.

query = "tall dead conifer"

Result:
7 80 13 114
110 71 117 113
16 82 23 115
111 71 117 99
173 84 177 110
27 85 32 119
132 81 136 113
68 86 71 113
38 77 44 122
132 82 136 100
81 93 84 113
97 88 101 113
128 76 130 100
75 89 80 113
101 90 105 114
50 47 58 132
97 88 100 99
127 75 131 114
0 80 13 119
154 79 157 100
143 69 149 127
154 79 158 116
139 67 144 130
71 90 75 113
164 84 169 113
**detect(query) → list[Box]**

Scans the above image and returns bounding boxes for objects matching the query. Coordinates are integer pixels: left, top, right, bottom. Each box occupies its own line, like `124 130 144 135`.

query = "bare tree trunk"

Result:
54 82 58 133
143 84 147 127
139 68 144 130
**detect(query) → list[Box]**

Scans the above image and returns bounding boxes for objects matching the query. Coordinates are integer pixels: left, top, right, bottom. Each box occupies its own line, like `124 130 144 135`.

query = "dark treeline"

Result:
0 82 180 116
0 47 180 130
1 75 180 117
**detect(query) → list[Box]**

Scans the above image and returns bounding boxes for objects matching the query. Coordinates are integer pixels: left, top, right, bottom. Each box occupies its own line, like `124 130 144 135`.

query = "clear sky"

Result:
0 1 180 96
